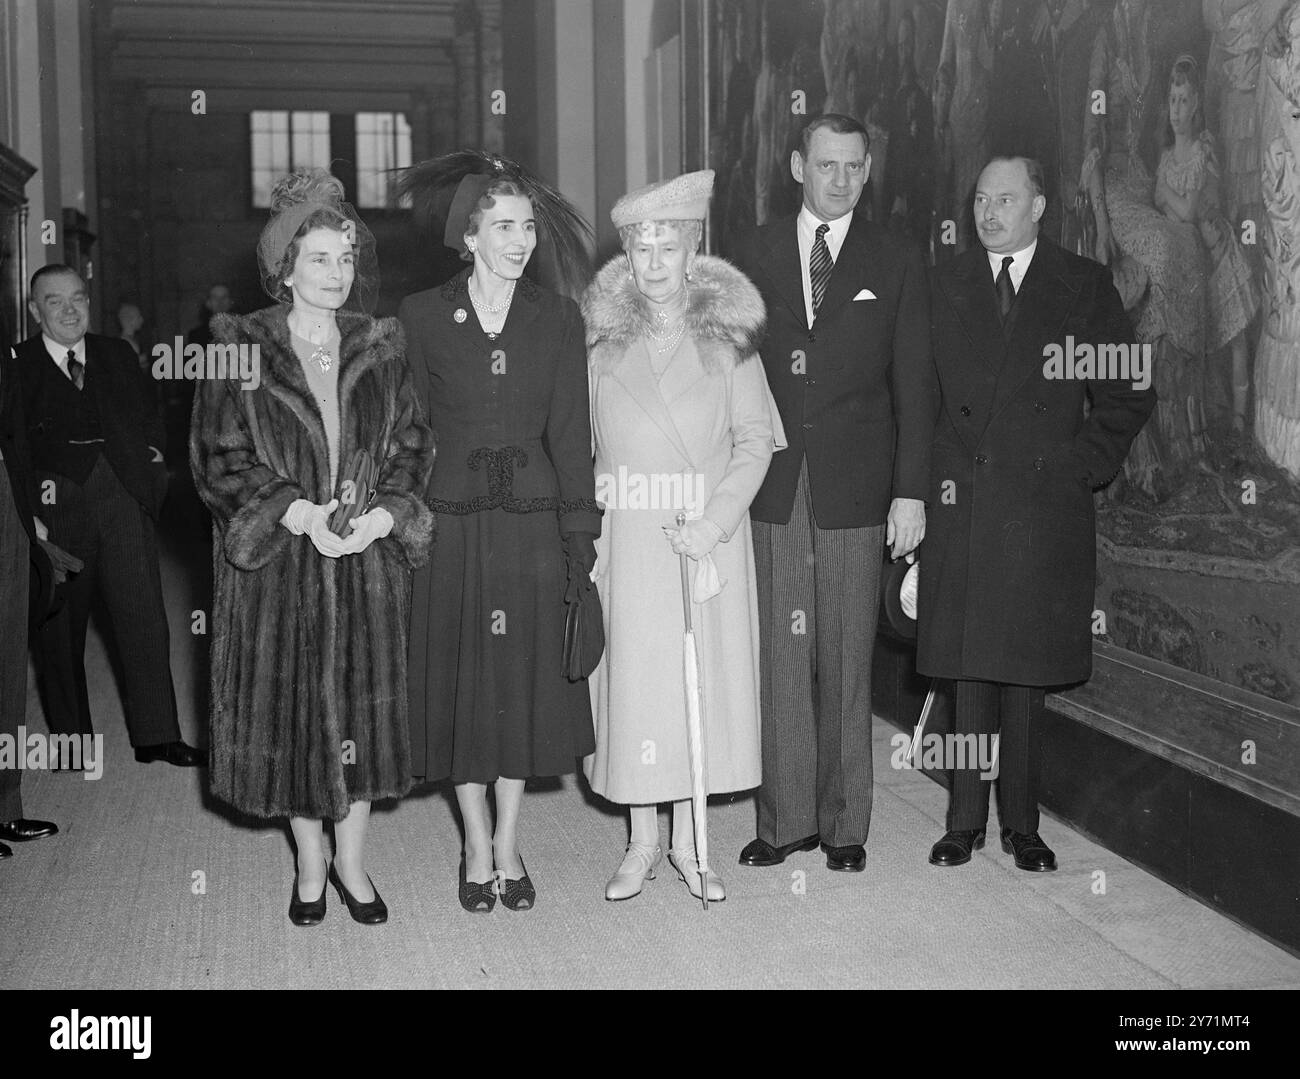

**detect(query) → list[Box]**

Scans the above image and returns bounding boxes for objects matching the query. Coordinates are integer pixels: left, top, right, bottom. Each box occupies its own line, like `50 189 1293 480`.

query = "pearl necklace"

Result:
469 278 515 314
650 319 687 354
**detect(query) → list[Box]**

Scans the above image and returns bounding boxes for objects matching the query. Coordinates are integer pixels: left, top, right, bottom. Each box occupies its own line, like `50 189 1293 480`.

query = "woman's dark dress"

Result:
399 271 600 783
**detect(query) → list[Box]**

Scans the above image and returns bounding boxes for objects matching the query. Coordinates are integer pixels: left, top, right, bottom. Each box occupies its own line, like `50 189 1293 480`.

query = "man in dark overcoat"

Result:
918 156 1155 871
731 113 936 873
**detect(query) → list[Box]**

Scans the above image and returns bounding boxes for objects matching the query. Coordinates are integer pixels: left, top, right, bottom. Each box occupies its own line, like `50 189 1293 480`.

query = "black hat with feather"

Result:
398 149 593 298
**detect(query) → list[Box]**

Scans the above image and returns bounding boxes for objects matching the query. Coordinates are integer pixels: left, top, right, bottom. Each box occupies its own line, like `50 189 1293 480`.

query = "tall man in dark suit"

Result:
732 114 937 873
919 157 1154 871
1 317 60 855
16 265 201 767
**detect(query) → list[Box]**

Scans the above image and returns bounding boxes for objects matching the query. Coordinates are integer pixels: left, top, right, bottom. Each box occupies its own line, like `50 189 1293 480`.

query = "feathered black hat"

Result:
398 149 593 298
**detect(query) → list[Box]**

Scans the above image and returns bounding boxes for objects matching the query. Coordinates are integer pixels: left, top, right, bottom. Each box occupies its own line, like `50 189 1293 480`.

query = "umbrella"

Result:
676 512 711 910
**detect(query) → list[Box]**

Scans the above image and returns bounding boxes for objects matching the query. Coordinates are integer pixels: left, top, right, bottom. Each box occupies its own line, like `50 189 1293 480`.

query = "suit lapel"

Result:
986 239 1080 427
607 341 696 467
755 217 808 329
82 335 110 416
813 214 870 321
940 251 1005 376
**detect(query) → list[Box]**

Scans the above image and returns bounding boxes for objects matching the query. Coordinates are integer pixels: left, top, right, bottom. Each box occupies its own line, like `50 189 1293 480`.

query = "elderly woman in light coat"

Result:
582 170 786 903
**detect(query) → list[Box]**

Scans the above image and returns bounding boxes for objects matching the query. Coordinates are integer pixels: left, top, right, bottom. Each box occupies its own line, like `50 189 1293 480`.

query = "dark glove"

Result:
563 532 597 574
561 532 598 604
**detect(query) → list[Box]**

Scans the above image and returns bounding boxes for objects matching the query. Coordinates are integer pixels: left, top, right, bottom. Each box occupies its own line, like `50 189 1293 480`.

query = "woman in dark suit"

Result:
191 169 435 926
400 156 599 913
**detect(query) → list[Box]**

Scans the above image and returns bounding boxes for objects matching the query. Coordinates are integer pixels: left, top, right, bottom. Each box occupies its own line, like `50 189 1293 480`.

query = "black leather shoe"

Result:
929 828 986 866
329 862 388 924
134 741 205 767
1000 828 1057 872
822 842 866 872
738 833 820 867
0 841 11 859
288 873 327 926
0 818 59 843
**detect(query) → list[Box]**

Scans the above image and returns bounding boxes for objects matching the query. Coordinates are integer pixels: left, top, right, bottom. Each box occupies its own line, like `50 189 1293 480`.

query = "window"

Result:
250 111 331 208
355 112 412 209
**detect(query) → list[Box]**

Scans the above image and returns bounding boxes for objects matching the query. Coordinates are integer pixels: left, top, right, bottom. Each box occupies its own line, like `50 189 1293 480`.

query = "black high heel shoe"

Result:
496 856 536 912
328 862 388 924
459 856 497 914
289 865 327 926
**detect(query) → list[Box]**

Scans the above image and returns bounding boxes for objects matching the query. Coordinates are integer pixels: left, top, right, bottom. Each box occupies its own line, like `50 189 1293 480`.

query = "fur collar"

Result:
211 305 401 398
582 254 764 373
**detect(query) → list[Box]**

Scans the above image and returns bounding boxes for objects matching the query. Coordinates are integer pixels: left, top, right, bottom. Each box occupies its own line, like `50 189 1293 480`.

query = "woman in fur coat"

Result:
583 170 786 904
190 170 435 926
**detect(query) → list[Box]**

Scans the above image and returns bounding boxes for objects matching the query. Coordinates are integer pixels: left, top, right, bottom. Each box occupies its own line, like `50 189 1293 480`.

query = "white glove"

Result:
664 516 724 560
338 507 394 555
281 498 347 558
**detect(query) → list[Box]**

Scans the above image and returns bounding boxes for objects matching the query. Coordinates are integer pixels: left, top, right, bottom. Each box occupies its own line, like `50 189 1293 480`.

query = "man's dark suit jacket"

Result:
731 212 936 529
14 333 167 520
0 326 54 626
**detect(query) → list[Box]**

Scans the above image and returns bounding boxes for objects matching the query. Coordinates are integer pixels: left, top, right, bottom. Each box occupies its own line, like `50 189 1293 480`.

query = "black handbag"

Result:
329 448 380 536
562 568 605 681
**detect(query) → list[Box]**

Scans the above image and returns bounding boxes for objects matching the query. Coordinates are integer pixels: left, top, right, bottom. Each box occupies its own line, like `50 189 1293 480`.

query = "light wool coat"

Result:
581 255 786 804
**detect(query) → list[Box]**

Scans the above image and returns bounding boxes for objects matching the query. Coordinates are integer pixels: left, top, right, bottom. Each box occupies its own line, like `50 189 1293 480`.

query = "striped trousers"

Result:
33 456 179 747
751 461 884 848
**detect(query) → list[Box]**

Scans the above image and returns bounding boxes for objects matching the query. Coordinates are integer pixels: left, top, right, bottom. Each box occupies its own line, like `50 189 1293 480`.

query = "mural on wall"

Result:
709 0 1300 706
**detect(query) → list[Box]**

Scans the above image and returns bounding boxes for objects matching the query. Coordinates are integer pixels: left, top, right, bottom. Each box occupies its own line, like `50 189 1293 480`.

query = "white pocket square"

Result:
853 289 877 301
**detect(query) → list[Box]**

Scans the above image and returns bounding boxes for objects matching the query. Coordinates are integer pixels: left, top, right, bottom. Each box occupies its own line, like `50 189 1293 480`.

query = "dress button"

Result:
960 405 971 417
975 454 988 465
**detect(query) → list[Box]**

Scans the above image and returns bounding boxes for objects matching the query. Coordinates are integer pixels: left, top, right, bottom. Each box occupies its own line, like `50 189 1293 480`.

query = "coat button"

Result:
960 405 971 416
1034 401 1048 413
806 378 817 386
975 454 988 465
808 331 816 343
1033 457 1045 470
802 423 813 430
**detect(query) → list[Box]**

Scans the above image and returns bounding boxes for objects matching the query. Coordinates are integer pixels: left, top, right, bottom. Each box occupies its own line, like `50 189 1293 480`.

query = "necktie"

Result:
810 222 832 317
995 256 1015 324
66 349 84 390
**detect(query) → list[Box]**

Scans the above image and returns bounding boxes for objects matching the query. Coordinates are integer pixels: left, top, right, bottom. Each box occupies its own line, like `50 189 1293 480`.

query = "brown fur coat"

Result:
190 306 434 820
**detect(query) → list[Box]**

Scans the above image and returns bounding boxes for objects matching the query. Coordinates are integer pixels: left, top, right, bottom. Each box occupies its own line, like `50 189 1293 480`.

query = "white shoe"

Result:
668 846 726 902
605 841 662 901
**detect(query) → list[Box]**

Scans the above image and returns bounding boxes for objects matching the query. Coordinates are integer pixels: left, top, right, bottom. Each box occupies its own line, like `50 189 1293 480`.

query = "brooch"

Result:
454 308 467 323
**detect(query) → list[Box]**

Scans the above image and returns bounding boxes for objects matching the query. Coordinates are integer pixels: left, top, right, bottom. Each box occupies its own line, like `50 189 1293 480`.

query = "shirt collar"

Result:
43 335 86 367
986 238 1038 280
798 205 854 256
